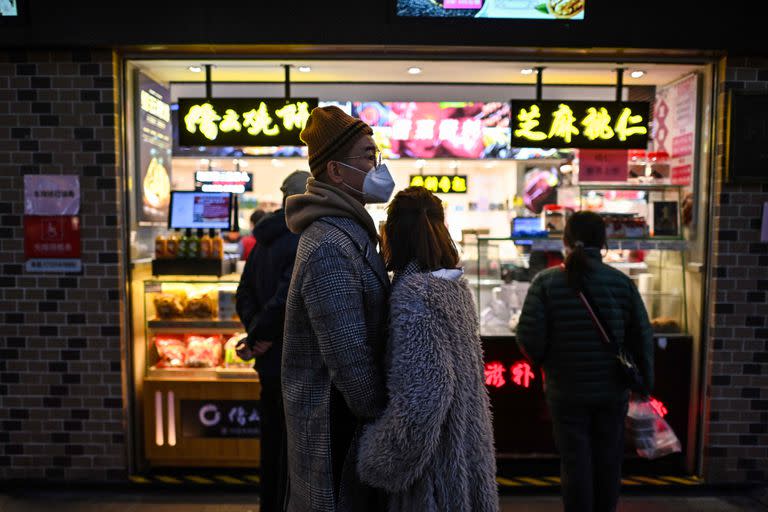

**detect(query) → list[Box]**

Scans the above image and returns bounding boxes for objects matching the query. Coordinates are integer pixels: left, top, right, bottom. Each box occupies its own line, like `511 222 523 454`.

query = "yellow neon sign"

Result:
182 101 313 142
409 175 468 194
511 101 649 147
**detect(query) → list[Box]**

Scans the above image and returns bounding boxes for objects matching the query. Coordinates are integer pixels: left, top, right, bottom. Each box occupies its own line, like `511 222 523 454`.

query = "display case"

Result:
143 279 255 378
463 182 687 338
560 184 685 239
140 277 261 468
465 236 688 338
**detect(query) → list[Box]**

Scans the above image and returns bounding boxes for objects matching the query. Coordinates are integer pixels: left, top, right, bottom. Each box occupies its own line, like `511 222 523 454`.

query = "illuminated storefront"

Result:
120 56 716 477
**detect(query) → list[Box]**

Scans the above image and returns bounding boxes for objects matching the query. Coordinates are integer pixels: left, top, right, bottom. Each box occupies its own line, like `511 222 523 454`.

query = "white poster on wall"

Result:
652 74 699 187
24 175 80 215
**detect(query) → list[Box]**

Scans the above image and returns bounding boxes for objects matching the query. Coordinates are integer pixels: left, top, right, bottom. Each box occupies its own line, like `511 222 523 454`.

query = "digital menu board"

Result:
168 192 232 230
396 0 585 20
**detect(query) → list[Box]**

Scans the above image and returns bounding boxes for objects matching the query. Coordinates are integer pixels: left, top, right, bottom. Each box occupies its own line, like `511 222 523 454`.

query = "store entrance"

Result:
122 54 715 479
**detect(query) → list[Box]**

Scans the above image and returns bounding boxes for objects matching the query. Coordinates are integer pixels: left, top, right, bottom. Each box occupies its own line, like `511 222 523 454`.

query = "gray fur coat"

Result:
357 264 499 512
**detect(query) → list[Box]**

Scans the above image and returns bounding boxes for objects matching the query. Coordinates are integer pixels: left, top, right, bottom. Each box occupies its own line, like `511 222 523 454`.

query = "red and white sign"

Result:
578 149 629 182
24 175 80 215
653 74 698 186
24 216 81 259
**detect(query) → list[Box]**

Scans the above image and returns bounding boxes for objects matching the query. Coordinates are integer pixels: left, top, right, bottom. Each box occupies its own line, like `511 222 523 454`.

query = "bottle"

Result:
200 230 213 259
212 230 224 260
189 229 202 258
154 233 167 259
166 231 180 259
180 229 192 259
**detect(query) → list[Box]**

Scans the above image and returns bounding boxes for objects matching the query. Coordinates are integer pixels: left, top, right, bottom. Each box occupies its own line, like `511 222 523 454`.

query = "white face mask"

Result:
338 161 395 204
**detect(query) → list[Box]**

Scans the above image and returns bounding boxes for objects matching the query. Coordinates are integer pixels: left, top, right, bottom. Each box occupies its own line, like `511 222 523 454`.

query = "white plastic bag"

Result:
626 398 682 459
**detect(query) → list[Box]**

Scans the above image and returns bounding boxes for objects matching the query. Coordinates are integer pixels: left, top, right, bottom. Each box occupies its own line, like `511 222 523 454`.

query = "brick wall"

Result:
0 50 126 481
705 56 768 484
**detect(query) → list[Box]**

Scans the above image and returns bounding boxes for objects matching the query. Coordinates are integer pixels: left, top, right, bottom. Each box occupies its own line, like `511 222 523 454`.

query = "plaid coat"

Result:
282 216 390 512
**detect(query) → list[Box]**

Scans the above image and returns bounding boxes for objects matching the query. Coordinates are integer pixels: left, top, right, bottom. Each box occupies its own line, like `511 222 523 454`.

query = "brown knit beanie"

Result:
300 106 374 177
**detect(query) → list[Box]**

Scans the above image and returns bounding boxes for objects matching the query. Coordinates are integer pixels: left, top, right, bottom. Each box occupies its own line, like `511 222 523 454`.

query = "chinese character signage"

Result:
135 71 173 225
398 0 585 20
578 149 629 182
24 175 80 215
510 101 650 149
178 98 319 148
24 216 82 273
351 101 510 159
653 74 699 186
181 400 261 438
484 360 535 390
410 175 468 194
194 170 253 194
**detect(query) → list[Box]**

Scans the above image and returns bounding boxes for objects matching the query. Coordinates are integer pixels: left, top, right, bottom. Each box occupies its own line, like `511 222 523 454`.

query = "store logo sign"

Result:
178 98 319 147
510 100 650 149
409 174 468 194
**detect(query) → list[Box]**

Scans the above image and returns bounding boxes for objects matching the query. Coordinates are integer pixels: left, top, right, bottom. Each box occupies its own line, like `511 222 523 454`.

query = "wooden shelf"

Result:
148 319 243 330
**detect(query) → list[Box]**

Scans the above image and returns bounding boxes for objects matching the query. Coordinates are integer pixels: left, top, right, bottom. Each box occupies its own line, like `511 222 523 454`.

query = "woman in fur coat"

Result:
357 186 499 512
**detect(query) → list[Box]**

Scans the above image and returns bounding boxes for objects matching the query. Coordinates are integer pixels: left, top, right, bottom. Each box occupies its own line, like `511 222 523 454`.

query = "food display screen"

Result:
168 192 232 230
396 0 585 20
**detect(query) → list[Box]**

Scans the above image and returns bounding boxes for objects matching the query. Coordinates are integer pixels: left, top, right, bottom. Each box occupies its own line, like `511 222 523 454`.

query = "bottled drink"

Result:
180 229 192 259
212 230 224 260
166 231 180 259
154 234 167 259
200 230 213 259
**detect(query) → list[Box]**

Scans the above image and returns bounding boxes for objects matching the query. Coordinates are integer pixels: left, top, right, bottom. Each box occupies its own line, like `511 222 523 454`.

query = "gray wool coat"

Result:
357 264 499 512
282 216 390 512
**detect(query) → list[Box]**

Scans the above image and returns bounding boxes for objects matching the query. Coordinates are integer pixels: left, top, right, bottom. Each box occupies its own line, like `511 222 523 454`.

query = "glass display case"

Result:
559 184 685 239
143 279 255 378
463 221 688 339
462 182 688 337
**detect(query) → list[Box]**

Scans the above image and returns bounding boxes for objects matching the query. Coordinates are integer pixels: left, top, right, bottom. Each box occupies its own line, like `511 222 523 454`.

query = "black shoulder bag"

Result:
575 284 646 394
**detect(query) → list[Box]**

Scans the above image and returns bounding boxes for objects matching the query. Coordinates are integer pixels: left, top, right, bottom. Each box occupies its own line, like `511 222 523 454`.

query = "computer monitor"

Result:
168 191 232 231
512 216 543 235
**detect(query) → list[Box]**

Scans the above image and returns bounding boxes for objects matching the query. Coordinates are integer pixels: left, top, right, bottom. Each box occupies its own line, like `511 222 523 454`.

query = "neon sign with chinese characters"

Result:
178 98 319 147
409 175 468 194
510 101 650 149
484 360 535 390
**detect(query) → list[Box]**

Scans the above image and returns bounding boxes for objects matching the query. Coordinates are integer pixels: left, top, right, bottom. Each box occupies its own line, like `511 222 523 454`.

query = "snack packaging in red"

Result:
154 335 186 368
184 334 223 368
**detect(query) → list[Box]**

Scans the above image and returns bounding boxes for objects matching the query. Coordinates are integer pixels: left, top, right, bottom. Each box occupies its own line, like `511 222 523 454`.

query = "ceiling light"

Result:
630 70 646 79
521 68 534 75
188 65 202 73
298 66 312 73
408 67 422 75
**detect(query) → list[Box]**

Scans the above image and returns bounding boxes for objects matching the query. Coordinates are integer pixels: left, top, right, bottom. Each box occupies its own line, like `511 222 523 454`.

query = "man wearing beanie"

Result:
236 170 310 512
282 106 394 512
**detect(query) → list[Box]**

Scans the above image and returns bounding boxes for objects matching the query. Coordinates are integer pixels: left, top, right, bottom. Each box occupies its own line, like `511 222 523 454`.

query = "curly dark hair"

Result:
382 186 460 272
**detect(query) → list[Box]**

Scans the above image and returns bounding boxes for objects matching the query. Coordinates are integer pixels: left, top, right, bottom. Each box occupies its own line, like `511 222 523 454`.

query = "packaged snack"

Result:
184 334 222 368
218 290 238 321
224 333 255 369
154 335 186 368
154 292 187 319
184 293 216 319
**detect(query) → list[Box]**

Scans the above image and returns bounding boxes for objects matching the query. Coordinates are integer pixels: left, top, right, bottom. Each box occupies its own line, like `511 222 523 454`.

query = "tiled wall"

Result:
705 57 768 483
0 50 126 481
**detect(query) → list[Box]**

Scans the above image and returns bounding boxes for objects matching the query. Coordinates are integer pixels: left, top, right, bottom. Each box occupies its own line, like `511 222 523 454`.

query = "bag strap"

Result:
562 267 621 357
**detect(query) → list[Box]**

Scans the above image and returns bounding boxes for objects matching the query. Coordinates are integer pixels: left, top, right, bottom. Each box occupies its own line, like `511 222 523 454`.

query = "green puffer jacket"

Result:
516 250 654 404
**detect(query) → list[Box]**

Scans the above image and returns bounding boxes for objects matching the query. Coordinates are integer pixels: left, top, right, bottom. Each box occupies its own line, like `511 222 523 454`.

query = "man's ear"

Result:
326 161 344 184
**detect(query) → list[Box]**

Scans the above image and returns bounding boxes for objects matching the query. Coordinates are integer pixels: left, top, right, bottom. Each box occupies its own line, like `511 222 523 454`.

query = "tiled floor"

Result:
0 491 765 512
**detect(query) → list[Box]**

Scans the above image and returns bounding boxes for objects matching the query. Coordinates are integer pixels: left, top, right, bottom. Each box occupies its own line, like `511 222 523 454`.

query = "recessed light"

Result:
298 66 312 73
630 70 646 79
408 67 422 75
521 68 535 75
188 65 202 73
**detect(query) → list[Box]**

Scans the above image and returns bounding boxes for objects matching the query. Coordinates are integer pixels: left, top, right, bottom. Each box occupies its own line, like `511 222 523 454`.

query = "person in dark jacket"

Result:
517 211 654 512
236 170 310 512
357 187 498 512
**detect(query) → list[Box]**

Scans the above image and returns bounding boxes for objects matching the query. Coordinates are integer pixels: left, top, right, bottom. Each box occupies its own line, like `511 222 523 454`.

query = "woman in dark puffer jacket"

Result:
517 211 654 512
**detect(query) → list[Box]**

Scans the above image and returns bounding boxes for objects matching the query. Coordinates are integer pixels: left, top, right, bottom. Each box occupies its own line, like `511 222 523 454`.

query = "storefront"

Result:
119 52 717 477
